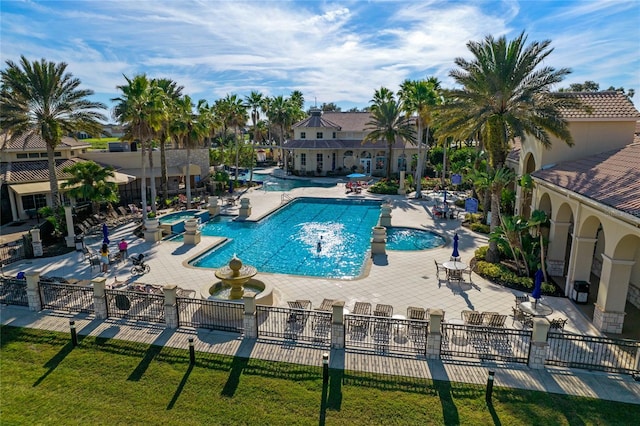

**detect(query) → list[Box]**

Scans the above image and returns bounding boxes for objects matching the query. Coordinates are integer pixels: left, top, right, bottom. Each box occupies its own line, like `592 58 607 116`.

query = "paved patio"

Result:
1 180 603 336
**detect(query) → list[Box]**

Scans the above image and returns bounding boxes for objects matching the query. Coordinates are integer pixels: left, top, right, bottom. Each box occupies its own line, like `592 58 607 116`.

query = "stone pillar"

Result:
528 318 550 369
183 218 201 245
371 226 386 255
92 277 108 319
397 171 406 195
143 217 163 242
243 295 257 338
163 285 178 328
208 196 220 217
64 205 75 247
331 300 345 349
546 220 571 276
379 203 392 227
425 308 443 359
592 253 634 333
31 228 43 257
238 198 252 218
25 271 42 312
565 236 597 295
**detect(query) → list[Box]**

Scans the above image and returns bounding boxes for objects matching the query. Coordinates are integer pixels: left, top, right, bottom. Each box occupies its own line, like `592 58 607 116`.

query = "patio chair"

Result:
295 299 312 310
353 301 372 316
484 312 507 328
286 301 309 332
549 317 568 331
511 306 533 328
374 303 393 317
461 310 484 325
315 298 336 311
515 294 530 306
434 259 446 279
407 306 426 320
349 302 372 336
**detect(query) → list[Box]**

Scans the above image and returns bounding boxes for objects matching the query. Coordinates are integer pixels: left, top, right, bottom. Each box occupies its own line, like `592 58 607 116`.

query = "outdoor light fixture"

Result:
322 352 329 384
189 338 195 365
485 370 495 404
69 320 78 347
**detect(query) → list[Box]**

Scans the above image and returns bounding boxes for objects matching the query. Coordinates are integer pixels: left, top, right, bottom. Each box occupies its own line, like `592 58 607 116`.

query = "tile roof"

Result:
532 143 640 217
0 133 89 151
1 158 85 184
555 91 640 119
296 112 372 132
284 139 408 150
293 109 342 129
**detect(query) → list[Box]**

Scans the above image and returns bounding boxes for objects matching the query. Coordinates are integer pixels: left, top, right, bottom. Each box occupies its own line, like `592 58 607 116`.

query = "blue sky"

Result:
2 0 639 117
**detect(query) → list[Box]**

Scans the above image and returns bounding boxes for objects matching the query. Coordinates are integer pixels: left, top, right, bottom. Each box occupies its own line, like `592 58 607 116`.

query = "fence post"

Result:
163 285 178 328
92 277 108 319
426 308 443 359
25 271 42 311
528 318 550 369
243 295 257 338
331 301 345 349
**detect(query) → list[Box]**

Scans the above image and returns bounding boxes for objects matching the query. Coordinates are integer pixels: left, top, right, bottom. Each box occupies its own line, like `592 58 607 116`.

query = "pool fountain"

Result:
213 255 257 299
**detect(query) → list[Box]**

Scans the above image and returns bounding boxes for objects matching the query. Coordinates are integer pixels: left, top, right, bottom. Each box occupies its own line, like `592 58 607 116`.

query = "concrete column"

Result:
243 295 257 338
331 300 345 349
425 308 443 359
528 318 550 369
565 236 597 295
208 196 220 217
371 226 386 255
64 205 75 247
183 219 201 245
143 218 163 242
92 277 108 319
379 203 392 227
397 171 406 195
239 198 252 218
546 220 571 276
592 254 635 333
25 271 42 312
31 228 43 257
164 285 178 328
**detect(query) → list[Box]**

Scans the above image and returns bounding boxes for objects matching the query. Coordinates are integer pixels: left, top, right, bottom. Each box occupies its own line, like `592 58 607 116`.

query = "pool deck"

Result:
2 180 639 405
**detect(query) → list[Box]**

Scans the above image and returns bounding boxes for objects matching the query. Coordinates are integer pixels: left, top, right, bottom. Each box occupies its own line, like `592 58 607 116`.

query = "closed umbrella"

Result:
451 233 460 259
102 223 110 245
532 268 543 307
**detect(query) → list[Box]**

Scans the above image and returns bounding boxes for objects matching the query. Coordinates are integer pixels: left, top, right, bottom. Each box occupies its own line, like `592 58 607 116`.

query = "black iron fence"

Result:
0 277 28 306
105 289 165 323
546 332 640 374
344 315 429 355
256 305 332 346
441 323 532 364
177 298 244 333
0 241 25 265
40 281 94 313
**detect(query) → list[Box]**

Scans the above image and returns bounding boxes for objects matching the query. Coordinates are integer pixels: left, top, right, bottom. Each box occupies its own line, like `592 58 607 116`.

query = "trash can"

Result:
572 281 589 304
74 234 85 252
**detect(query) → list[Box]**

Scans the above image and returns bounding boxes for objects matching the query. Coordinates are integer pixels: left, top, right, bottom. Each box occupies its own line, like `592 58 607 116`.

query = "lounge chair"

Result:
461 310 484 325
353 301 371 316
407 306 426 320
373 303 393 317
315 298 336 311
484 312 507 328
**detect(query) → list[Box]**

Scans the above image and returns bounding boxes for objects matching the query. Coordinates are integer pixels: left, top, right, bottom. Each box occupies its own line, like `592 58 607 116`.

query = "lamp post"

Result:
322 353 329 384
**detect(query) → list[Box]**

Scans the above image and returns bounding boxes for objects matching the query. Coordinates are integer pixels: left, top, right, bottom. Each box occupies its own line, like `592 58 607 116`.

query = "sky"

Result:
1 0 639 119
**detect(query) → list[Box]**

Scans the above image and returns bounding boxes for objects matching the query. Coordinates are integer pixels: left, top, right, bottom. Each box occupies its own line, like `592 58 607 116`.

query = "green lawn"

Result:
82 137 120 150
1 326 637 425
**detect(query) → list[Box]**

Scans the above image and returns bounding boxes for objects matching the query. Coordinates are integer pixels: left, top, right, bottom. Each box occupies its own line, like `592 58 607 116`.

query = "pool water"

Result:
189 198 444 279
233 173 337 192
386 227 445 250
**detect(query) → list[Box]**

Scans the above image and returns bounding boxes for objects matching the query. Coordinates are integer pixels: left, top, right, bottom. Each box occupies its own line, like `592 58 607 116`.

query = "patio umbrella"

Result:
532 268 543 306
452 233 460 259
102 223 110 245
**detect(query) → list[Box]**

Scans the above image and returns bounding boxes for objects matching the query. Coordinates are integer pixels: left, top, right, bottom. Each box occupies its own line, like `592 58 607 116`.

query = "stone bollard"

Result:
31 228 43 257
25 271 42 311
183 218 201 245
331 300 346 349
371 226 387 255
397 171 406 195
164 285 179 328
208 196 220 217
92 277 108 319
143 217 163 242
426 308 444 359
238 198 252 218
528 318 550 369
243 295 258 338
379 202 392 227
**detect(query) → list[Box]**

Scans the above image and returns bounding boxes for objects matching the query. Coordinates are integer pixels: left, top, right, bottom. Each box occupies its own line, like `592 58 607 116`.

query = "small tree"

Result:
61 161 119 214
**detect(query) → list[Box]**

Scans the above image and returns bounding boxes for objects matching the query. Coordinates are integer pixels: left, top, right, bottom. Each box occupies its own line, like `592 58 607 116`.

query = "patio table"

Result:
443 261 467 281
519 301 553 317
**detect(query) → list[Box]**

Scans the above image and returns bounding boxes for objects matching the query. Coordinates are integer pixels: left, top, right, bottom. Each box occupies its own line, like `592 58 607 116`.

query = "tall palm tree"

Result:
245 91 264 186
363 94 415 179
398 77 441 198
443 32 576 262
0 56 107 210
61 161 119 214
268 95 294 173
154 78 183 202
112 74 163 215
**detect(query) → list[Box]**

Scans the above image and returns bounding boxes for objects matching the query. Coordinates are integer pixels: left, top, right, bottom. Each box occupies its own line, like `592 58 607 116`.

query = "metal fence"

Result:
441 323 532 364
177 298 244 333
546 332 640 374
256 305 332 346
105 289 165 323
0 277 28 306
39 281 94 313
344 315 429 355
0 241 25 265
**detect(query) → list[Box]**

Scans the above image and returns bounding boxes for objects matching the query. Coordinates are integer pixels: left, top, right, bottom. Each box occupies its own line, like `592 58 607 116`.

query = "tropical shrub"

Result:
469 222 490 234
368 179 399 194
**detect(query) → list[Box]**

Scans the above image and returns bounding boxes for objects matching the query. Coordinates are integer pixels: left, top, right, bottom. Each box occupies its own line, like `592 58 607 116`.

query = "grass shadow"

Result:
128 344 162 381
220 355 249 397
434 380 460 425
487 401 501 425
33 341 75 387
166 363 194 410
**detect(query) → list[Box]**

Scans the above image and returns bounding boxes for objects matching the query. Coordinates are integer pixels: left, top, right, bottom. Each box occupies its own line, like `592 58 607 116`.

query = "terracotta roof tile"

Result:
0 133 89 151
556 91 640 119
1 158 84 184
532 143 640 217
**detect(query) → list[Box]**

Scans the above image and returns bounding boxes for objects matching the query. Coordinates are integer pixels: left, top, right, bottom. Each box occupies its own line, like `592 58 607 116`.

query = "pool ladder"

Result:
281 193 292 204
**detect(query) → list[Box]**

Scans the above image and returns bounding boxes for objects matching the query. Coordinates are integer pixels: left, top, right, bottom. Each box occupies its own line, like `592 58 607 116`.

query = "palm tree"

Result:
398 77 441 198
443 32 577 263
268 95 293 173
245 91 263 185
112 74 163 215
363 94 415 179
0 56 107 210
61 161 119 214
154 78 183 202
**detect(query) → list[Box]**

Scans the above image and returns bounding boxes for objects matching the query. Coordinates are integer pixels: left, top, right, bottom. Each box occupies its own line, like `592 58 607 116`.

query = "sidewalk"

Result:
2 304 638 405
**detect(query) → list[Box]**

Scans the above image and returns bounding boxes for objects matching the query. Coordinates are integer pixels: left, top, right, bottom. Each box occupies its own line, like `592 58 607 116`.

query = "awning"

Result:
108 171 136 184
9 182 51 195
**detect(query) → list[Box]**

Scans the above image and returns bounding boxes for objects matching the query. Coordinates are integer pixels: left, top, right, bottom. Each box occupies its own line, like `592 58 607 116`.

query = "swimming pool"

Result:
386 227 446 250
159 210 209 234
233 172 337 192
189 198 444 279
